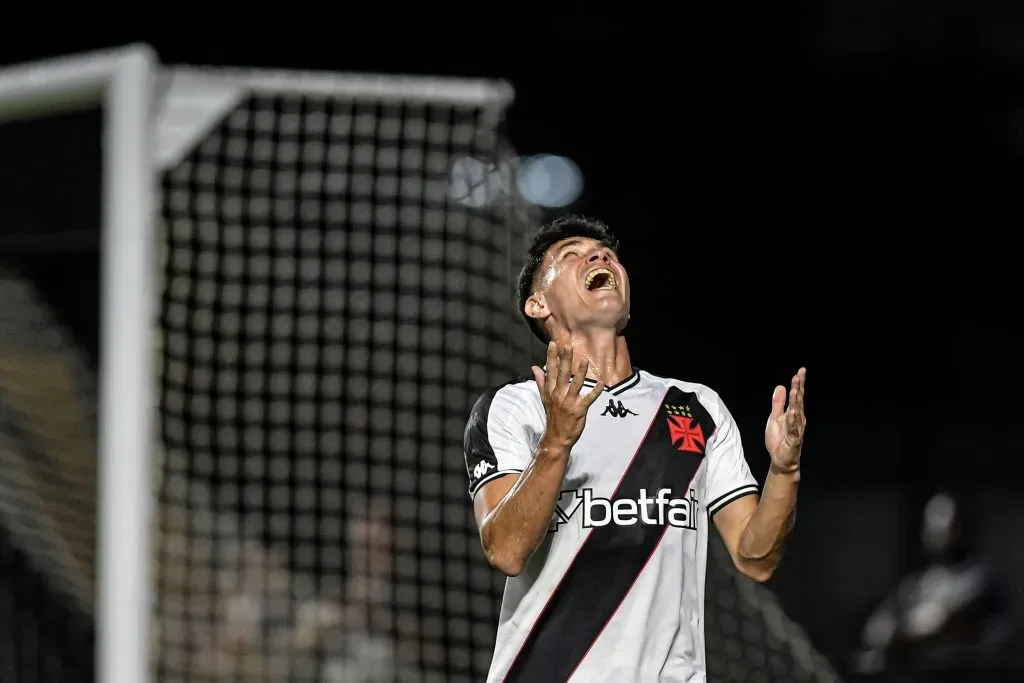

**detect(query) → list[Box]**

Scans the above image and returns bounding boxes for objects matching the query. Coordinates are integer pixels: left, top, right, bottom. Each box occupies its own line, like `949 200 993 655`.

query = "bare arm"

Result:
472 342 604 577
473 440 570 577
713 466 799 582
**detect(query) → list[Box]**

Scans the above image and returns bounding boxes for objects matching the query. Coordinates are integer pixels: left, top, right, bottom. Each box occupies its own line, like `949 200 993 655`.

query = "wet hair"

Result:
515 214 620 344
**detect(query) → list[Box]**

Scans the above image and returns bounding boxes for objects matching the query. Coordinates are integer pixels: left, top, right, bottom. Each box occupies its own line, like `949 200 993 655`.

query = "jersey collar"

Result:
542 367 641 396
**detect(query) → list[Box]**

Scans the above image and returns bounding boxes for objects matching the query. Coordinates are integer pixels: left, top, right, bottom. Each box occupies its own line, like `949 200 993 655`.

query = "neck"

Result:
551 328 633 386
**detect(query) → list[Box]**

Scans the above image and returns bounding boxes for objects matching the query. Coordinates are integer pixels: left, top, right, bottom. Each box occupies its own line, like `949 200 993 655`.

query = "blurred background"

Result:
0 4 1022 682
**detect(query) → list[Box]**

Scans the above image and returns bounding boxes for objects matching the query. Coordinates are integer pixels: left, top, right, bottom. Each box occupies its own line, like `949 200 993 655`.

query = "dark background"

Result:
2 2 1022 679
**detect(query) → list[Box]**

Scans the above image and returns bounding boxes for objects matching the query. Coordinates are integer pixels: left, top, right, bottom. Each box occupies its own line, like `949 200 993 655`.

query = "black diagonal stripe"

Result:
503 388 716 683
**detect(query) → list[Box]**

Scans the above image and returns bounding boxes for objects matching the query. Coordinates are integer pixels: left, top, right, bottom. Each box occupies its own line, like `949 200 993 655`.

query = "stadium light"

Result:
517 154 583 208
448 154 584 209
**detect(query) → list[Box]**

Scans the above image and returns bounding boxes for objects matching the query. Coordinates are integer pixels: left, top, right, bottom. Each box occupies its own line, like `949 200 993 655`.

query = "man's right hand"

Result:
475 343 605 576
531 342 606 451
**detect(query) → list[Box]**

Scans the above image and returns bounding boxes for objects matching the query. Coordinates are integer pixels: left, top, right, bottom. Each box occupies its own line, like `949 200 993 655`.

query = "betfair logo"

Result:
551 488 700 531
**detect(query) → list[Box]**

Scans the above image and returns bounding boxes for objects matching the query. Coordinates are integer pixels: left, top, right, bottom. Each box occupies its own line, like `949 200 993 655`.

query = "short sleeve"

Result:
463 386 533 499
704 395 760 517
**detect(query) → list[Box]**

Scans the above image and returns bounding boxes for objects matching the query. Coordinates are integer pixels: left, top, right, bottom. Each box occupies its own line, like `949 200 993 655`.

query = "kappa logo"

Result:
665 404 706 454
550 488 700 532
601 399 638 418
472 460 494 482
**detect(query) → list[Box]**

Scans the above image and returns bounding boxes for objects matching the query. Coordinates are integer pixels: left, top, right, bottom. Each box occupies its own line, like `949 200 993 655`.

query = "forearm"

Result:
738 465 800 570
480 440 569 576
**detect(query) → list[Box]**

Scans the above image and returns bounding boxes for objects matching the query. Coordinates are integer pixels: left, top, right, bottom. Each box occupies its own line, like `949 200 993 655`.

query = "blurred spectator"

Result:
172 501 421 682
852 490 1013 678
297 503 423 682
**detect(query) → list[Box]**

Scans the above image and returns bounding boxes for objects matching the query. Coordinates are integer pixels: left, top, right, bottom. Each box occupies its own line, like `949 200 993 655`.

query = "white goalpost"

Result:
0 45 158 683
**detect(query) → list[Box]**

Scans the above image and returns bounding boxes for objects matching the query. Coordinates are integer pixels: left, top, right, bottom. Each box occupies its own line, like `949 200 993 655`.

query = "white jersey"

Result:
463 369 760 683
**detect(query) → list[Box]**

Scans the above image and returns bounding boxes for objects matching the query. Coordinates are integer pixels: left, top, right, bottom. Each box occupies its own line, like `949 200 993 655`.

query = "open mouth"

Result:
584 268 617 292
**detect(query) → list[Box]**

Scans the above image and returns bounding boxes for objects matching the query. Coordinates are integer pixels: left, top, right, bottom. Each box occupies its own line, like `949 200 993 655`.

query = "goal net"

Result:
154 67 535 683
0 51 843 683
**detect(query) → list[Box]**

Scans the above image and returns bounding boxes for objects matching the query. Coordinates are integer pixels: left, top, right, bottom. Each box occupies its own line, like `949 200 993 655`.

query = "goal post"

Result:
0 45 159 683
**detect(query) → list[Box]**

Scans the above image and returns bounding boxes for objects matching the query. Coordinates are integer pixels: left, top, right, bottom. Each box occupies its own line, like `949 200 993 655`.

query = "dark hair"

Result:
515 214 620 344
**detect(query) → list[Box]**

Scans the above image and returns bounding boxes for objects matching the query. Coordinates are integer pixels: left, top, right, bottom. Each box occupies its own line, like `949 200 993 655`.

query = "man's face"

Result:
526 236 630 337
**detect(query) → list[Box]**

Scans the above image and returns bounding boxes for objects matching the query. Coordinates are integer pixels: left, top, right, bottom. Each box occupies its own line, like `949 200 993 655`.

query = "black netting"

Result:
155 84 535 683
705 537 842 682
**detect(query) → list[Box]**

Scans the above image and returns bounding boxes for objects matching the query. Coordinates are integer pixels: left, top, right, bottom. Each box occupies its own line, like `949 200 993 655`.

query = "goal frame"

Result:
0 44 158 683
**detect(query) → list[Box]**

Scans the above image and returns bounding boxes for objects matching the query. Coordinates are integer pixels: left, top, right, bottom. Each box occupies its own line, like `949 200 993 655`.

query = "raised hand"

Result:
764 367 807 474
531 342 606 450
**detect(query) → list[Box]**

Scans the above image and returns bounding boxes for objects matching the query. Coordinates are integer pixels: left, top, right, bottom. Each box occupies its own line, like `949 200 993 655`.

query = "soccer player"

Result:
463 215 806 682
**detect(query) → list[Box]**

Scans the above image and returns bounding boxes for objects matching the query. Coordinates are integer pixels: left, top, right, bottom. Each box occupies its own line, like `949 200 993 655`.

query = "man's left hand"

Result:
764 368 806 473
